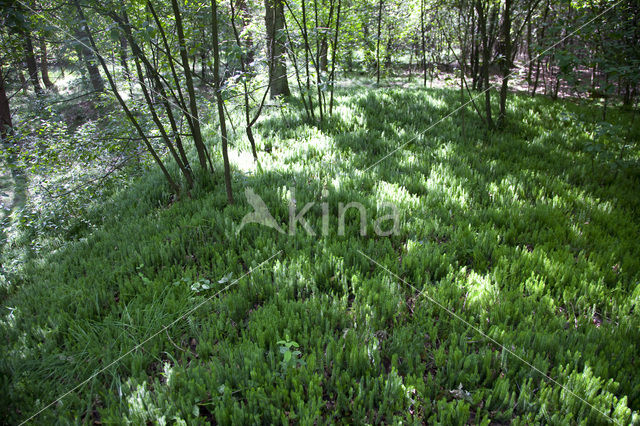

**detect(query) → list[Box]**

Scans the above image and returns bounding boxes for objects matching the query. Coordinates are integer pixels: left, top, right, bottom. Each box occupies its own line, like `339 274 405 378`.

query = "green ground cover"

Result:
1 82 639 424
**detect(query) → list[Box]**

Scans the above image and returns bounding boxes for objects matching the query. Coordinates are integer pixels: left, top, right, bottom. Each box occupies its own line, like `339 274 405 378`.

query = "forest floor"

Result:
1 80 639 424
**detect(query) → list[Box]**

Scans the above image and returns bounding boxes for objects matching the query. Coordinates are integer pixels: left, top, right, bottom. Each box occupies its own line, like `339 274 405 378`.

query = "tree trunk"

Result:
171 0 210 172
313 0 325 121
0 67 13 143
375 0 383 84
525 20 532 83
384 27 393 70
498 0 512 127
300 0 315 118
530 0 549 97
23 28 43 95
200 24 207 81
73 5 105 92
531 59 541 96
319 38 329 72
40 39 55 90
118 33 132 85
264 0 291 98
329 0 341 114
119 10 194 188
470 7 479 90
421 0 427 86
236 0 255 65
408 43 413 79
212 0 234 204
283 13 313 120
623 81 632 106
17 69 28 95
230 0 258 161
476 0 493 128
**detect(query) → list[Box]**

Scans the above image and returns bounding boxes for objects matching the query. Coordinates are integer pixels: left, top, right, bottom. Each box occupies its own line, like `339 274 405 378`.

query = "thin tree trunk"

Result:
40 39 55 90
77 3 180 193
531 59 541 96
212 0 234 204
17 69 28 95
118 33 132 86
236 0 255 65
314 0 324 121
119 11 194 188
531 0 549 97
171 0 210 172
384 25 393 70
470 7 479 89
283 15 312 119
300 0 315 118
498 0 512 127
319 39 329 72
131 46 193 187
113 10 192 176
230 0 271 162
328 0 341 114
200 23 207 81
458 3 467 138
147 1 190 120
23 28 43 95
376 0 383 84
525 20 532 83
421 0 427 86
623 81 632 106
408 43 413 78
230 0 258 160
476 0 493 128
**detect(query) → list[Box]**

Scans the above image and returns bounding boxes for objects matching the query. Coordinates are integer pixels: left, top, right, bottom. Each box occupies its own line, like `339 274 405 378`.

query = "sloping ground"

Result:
1 86 639 424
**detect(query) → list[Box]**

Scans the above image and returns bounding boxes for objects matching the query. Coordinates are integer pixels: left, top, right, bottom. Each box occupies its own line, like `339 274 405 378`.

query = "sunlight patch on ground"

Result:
465 270 499 307
228 148 257 174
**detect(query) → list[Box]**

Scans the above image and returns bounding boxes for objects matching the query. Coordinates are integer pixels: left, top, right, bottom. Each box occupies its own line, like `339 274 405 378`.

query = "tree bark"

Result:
264 0 291 98
40 39 55 90
212 0 234 204
319 38 329 72
0 67 13 143
23 28 43 95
